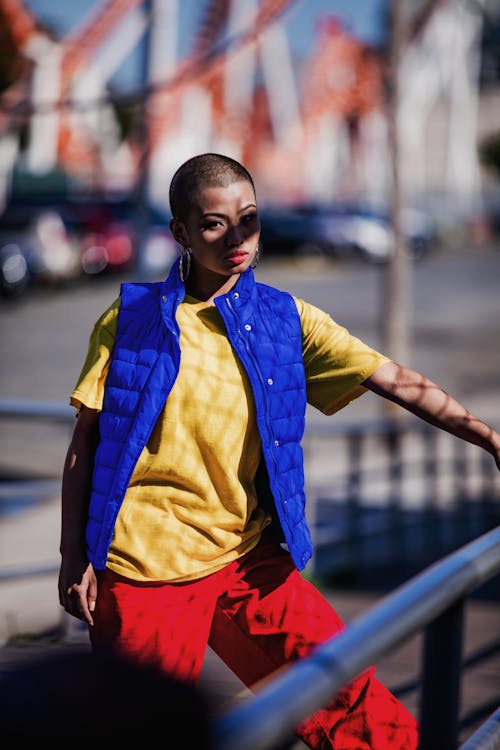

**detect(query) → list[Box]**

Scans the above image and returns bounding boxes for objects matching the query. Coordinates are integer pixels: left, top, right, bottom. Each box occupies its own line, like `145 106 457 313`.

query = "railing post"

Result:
423 428 440 559
387 425 404 564
419 597 465 750
345 431 362 567
454 440 469 548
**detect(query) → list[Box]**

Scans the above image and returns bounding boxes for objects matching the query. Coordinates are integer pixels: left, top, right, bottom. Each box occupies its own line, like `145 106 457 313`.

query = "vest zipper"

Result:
224 296 280 483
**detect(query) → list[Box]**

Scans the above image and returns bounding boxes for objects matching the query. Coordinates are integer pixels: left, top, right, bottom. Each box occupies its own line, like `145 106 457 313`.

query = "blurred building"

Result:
0 0 499 232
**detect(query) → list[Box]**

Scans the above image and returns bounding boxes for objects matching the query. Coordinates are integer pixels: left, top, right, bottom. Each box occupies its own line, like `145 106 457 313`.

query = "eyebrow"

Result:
201 203 257 218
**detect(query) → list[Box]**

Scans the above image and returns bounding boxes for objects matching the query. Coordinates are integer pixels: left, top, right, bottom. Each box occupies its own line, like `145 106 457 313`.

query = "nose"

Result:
225 224 244 247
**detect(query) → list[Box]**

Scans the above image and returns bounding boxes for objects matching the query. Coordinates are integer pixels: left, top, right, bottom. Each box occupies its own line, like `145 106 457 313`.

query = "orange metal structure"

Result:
0 0 386 200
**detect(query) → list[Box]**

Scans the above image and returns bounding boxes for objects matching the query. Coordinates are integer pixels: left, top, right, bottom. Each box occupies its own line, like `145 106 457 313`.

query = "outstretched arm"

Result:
363 361 500 470
58 405 100 625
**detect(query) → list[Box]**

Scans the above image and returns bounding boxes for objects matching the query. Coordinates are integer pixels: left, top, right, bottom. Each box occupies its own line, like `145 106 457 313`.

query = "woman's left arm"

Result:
363 361 500 470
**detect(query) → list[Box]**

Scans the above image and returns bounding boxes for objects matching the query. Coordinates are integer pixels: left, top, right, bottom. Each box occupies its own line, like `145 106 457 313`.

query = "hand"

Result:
58 556 97 626
493 444 500 471
486 429 500 471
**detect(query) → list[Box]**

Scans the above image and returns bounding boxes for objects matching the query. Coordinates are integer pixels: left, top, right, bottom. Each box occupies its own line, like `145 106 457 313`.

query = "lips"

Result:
224 251 248 265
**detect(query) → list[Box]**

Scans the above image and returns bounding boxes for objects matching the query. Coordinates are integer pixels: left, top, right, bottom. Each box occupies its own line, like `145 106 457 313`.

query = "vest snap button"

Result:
162 295 167 302
233 292 239 299
274 439 279 447
244 324 251 331
267 378 273 385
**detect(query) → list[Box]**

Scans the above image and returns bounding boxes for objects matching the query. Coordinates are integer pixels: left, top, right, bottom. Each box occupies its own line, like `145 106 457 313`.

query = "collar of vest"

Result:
161 261 257 318
214 267 257 327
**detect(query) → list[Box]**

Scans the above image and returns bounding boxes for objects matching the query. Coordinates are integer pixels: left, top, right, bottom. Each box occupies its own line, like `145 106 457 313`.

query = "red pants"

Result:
90 537 418 749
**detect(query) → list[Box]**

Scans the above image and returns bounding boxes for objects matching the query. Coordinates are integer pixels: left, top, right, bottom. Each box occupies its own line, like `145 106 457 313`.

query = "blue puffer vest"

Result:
86 261 312 571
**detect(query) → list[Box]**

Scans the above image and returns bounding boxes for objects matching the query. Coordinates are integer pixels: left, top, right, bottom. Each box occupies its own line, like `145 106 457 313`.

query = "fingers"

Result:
58 562 97 625
88 577 98 614
79 598 95 627
59 579 96 626
64 586 95 626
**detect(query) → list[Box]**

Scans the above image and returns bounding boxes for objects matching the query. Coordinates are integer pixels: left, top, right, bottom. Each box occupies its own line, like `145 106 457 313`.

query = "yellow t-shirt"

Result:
71 294 389 582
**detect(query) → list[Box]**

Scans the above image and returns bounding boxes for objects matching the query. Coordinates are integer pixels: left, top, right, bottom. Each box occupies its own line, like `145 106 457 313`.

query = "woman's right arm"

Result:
58 405 100 626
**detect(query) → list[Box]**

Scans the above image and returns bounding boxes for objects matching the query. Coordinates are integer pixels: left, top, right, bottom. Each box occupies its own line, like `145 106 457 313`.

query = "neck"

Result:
184 267 241 304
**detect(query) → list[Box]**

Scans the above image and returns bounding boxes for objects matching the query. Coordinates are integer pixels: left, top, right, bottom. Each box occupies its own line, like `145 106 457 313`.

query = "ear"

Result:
170 217 189 248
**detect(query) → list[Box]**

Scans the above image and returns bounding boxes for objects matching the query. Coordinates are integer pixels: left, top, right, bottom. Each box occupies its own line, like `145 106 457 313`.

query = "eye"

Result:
202 219 223 231
241 212 258 226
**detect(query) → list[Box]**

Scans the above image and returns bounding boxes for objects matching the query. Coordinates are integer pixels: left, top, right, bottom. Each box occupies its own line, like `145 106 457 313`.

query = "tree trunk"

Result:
381 0 410 416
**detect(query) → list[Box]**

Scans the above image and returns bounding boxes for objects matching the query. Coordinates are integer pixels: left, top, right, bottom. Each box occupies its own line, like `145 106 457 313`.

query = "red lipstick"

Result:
224 251 248 265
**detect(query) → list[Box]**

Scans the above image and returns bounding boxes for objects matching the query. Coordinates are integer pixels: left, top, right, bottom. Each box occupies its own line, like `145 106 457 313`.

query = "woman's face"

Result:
170 179 260 281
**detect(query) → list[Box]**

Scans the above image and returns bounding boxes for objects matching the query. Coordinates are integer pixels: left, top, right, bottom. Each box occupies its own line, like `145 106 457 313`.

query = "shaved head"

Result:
169 153 255 223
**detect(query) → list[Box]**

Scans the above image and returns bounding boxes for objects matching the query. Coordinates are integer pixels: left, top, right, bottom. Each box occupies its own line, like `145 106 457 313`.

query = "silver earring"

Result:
179 248 191 283
250 245 260 269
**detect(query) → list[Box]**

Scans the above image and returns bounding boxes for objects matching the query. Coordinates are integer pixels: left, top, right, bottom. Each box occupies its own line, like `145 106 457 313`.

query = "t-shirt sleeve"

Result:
70 297 120 411
295 296 391 415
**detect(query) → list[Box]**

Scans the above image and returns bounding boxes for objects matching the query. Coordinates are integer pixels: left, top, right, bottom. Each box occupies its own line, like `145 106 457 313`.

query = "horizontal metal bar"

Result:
0 563 59 582
213 526 500 750
0 397 74 422
0 397 429 434
304 414 426 437
458 706 500 750
0 479 61 499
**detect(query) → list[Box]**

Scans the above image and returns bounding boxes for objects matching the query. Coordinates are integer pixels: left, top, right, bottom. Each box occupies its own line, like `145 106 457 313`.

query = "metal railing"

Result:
459 707 500 750
303 416 500 580
0 396 73 422
0 397 73 582
213 526 500 750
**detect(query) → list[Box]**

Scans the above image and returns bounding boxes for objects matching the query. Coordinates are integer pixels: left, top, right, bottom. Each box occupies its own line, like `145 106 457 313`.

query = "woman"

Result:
59 153 500 749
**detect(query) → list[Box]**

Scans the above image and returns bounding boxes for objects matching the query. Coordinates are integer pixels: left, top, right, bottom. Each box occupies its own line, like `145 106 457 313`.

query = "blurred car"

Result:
66 198 176 279
258 206 327 258
136 224 178 280
0 194 177 284
0 200 81 296
26 210 81 283
79 223 135 276
259 203 436 263
310 203 435 263
0 241 30 299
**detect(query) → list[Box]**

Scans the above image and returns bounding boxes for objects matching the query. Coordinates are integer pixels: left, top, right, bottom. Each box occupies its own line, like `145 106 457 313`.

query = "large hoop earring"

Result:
179 248 191 283
250 245 260 269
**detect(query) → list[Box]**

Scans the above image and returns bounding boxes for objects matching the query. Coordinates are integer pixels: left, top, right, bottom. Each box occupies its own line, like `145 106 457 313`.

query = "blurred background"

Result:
1 6 499 738
0 0 499 295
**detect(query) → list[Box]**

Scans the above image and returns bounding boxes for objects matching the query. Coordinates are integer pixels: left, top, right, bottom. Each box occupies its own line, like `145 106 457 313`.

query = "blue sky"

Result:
23 0 387 89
